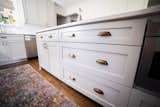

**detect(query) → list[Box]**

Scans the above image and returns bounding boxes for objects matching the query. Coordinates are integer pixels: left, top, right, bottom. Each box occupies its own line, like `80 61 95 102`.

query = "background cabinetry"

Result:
0 35 27 65
22 0 56 26
0 40 9 64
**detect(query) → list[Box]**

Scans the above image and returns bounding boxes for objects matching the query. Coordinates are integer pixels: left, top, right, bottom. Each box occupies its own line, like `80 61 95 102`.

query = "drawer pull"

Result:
96 59 108 65
93 88 104 95
69 76 76 81
40 36 43 39
98 31 111 37
68 54 76 58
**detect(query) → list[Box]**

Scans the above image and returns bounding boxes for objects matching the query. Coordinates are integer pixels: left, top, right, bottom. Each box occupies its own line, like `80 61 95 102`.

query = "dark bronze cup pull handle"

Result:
98 31 111 37
93 88 104 95
96 59 108 65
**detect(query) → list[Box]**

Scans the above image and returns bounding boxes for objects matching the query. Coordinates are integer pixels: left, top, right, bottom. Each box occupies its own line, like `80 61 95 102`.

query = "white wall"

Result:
63 0 149 20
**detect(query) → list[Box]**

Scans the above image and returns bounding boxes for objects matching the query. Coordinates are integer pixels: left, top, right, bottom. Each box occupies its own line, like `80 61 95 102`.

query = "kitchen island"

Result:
36 5 160 107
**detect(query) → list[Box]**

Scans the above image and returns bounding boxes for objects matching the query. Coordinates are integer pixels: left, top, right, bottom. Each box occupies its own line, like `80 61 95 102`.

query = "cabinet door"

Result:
8 41 27 60
48 42 62 79
0 41 9 65
38 42 49 71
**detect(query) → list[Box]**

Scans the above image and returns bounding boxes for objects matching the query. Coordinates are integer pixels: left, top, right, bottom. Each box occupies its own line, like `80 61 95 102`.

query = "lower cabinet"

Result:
8 41 27 61
0 41 10 64
36 17 147 107
37 41 62 79
128 89 160 107
0 35 27 65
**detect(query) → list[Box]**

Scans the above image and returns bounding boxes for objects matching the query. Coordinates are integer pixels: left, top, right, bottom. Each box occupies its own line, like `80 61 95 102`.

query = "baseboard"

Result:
0 58 28 70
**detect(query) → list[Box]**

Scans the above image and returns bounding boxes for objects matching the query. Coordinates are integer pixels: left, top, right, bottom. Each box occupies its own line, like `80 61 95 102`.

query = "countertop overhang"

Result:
37 5 160 34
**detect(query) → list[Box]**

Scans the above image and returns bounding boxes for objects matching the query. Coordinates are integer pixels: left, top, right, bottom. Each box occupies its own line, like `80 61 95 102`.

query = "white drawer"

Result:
61 42 141 87
61 18 146 46
37 31 59 41
63 67 131 107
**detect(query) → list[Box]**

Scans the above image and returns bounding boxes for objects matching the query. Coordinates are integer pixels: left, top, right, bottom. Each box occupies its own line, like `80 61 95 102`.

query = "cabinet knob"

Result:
69 76 76 81
93 88 104 95
98 31 111 37
49 35 53 38
69 33 76 38
96 59 108 65
40 36 43 39
68 53 76 58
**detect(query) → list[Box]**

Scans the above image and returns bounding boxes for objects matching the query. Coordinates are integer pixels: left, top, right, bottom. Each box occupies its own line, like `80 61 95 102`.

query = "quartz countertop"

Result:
0 24 46 35
37 5 160 33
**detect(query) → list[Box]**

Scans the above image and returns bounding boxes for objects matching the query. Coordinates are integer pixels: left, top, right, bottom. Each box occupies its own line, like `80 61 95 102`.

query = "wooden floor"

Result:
14 59 102 107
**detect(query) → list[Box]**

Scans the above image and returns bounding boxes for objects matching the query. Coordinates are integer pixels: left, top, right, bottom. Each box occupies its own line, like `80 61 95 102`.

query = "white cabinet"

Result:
8 41 26 60
0 35 27 65
128 89 160 107
37 18 147 107
22 0 56 26
0 40 9 64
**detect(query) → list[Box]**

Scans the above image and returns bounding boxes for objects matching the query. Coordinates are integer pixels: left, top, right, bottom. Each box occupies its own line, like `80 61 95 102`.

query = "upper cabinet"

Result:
22 0 56 26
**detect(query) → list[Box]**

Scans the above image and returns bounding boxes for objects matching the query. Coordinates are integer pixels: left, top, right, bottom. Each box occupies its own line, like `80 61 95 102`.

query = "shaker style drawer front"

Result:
61 18 147 46
63 67 131 107
62 43 141 87
37 31 59 41
63 47 127 77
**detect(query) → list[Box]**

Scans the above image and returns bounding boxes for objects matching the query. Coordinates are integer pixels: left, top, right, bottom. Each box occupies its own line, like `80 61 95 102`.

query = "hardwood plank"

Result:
26 59 102 107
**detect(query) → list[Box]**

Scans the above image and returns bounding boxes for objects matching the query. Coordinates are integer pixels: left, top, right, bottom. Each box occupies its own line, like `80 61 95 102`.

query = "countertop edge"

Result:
37 5 160 34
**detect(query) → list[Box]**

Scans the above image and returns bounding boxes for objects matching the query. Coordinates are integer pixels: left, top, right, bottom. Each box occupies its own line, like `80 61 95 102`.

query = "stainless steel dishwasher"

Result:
24 35 38 59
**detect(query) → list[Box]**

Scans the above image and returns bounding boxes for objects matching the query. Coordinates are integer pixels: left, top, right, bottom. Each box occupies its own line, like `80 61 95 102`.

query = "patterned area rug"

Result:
0 64 78 107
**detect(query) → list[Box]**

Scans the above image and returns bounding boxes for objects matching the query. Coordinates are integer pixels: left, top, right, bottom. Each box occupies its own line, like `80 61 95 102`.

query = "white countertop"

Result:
37 5 160 33
0 24 46 35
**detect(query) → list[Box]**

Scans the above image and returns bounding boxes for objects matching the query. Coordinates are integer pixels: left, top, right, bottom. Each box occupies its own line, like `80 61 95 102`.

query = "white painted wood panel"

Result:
61 18 147 46
61 42 141 87
63 67 131 107
8 41 26 60
0 41 10 64
0 35 26 65
48 42 62 79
